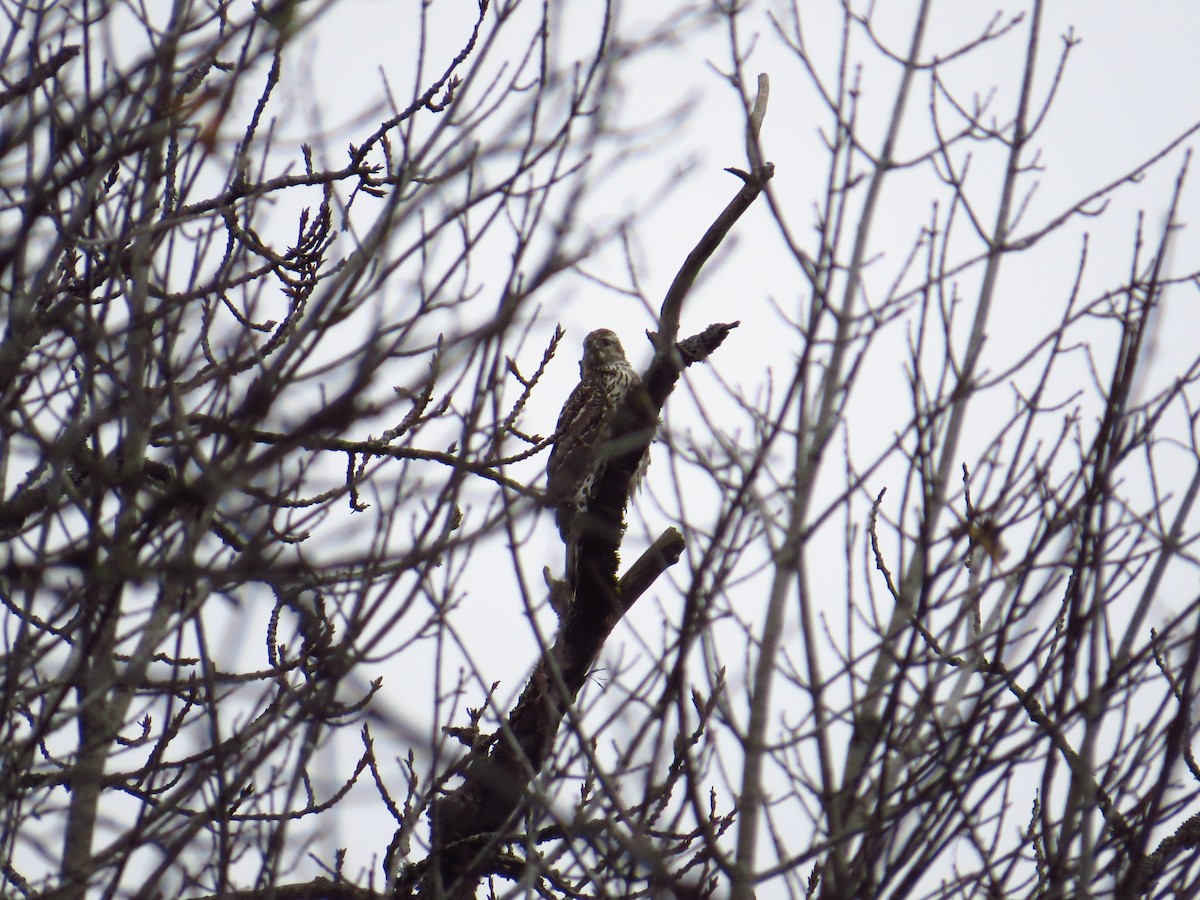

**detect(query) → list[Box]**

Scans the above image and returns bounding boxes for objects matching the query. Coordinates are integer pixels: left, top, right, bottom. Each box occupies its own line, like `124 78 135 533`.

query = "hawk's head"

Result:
581 328 627 374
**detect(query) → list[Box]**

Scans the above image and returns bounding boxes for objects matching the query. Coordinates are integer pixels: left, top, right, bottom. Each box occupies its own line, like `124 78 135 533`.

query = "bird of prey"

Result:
546 329 649 590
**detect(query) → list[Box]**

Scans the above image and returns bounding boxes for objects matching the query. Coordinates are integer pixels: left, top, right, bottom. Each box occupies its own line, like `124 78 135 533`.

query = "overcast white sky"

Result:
84 0 1199 890
9 0 1200 893
250 0 1200 883
274 0 1200 650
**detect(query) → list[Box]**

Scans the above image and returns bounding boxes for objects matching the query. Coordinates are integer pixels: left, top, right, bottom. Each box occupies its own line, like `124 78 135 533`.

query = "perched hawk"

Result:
546 329 649 584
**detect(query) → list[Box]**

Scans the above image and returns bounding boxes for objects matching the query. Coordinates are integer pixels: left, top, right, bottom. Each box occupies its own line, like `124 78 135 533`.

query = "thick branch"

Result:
424 326 736 891
429 530 683 839
425 120 769 891
658 73 772 349
657 166 773 351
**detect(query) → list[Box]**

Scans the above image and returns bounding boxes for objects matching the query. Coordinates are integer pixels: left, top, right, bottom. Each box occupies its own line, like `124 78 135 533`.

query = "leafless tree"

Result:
4 1 1200 899
692 3 1200 899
